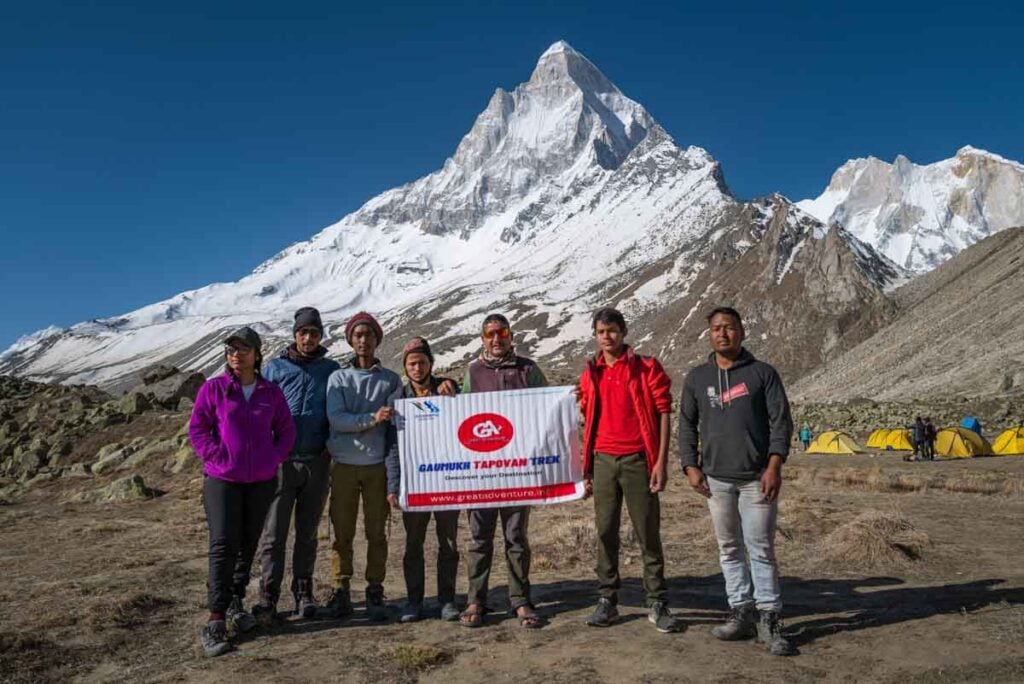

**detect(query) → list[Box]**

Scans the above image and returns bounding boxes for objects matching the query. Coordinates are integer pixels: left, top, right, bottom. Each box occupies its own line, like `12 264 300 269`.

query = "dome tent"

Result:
807 431 863 455
934 427 992 458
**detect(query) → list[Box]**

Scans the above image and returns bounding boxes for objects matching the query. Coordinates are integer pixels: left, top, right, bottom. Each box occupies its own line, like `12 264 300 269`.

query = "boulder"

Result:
0 483 25 505
142 365 181 385
64 463 92 478
70 475 157 503
176 397 195 413
92 443 141 475
118 392 152 416
118 439 175 470
169 445 200 474
138 371 206 409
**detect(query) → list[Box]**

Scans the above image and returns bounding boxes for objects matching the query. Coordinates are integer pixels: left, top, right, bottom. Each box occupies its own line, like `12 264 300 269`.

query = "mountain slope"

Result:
797 147 1024 272
1 41 903 389
791 226 1024 401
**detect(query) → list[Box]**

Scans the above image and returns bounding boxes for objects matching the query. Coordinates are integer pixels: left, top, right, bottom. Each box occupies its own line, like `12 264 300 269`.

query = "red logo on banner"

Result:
458 413 514 452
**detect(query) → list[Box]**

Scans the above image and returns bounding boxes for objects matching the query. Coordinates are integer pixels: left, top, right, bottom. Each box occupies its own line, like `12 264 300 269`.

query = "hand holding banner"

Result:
394 386 584 511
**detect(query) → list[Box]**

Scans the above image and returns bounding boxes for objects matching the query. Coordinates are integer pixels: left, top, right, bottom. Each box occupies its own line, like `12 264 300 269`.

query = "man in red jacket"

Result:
578 307 683 633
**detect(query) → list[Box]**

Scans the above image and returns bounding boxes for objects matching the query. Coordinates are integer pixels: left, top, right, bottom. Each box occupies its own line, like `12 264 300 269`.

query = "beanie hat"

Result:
293 307 324 334
345 312 383 344
402 336 434 365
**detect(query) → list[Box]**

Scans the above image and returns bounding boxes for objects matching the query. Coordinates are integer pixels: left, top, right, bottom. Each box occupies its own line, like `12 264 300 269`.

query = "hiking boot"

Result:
294 578 318 619
440 601 460 622
317 588 353 619
366 585 389 621
757 610 796 656
585 598 619 627
226 597 255 634
648 601 685 633
199 620 232 657
251 600 277 628
400 602 422 623
711 603 756 641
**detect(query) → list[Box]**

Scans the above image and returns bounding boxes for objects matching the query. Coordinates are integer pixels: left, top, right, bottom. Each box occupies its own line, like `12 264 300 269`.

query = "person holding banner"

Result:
578 307 683 633
321 312 402 621
385 337 462 624
679 307 795 656
460 313 547 629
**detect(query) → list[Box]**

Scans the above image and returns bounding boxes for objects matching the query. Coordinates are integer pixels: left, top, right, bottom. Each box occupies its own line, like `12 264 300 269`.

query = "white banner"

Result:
394 386 584 511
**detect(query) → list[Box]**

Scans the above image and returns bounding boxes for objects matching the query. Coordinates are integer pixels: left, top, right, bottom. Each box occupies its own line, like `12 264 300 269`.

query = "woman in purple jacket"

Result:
189 326 295 657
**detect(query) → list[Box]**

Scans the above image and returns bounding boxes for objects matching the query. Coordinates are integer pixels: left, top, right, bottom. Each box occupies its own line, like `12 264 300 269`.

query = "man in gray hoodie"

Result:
679 307 795 656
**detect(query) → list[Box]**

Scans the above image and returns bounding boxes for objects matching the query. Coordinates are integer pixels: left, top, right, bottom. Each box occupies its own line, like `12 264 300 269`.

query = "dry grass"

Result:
85 592 174 629
791 465 1024 498
817 509 930 571
388 645 452 671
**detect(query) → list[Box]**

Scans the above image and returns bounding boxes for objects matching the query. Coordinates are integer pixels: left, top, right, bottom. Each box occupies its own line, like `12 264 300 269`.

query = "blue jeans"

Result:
706 476 782 612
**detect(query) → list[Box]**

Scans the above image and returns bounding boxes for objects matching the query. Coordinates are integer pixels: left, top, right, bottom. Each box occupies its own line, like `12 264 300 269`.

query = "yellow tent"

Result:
992 427 1024 456
884 429 915 451
866 429 891 449
934 427 992 458
807 431 863 455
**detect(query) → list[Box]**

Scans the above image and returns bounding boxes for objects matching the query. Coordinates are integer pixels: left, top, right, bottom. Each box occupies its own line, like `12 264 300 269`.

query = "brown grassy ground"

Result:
3 451 1024 682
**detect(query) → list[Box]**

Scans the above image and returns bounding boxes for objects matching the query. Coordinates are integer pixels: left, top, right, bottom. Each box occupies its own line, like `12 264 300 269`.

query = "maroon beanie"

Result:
345 311 383 344
402 336 434 364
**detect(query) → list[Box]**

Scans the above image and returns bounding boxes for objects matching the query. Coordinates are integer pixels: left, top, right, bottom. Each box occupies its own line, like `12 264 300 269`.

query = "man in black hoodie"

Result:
679 307 795 656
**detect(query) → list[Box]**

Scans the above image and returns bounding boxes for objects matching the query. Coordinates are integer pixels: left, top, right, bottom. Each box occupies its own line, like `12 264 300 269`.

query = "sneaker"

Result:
251 600 277 628
757 610 796 656
585 598 619 627
711 603 756 641
400 602 422 623
366 585 389 621
199 620 232 657
294 578 318 619
317 588 354 619
226 597 256 634
440 601 461 622
648 601 685 634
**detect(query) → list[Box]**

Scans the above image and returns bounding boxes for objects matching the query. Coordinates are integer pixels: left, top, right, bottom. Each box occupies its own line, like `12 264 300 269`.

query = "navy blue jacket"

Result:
264 347 341 460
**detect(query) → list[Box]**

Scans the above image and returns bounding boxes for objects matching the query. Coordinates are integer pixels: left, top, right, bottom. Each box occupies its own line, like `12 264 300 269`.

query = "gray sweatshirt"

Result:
679 349 793 481
326 358 402 466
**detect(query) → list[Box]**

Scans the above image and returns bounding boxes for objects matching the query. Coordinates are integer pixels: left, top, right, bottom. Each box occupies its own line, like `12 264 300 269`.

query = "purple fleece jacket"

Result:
188 372 296 483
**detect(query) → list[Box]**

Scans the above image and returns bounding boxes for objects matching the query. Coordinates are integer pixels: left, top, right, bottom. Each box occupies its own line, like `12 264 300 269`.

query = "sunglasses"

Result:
482 327 512 340
225 345 254 356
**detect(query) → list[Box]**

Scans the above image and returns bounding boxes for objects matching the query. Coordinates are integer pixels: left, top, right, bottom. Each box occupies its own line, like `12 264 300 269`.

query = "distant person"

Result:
320 313 402 621
679 307 796 656
912 417 926 461
923 418 937 461
254 307 339 623
460 313 547 629
385 337 462 623
578 307 683 633
188 327 295 657
799 425 812 450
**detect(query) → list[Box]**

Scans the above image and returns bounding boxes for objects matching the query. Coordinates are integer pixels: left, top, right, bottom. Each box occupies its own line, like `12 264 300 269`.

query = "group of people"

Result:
911 416 938 460
188 304 797 658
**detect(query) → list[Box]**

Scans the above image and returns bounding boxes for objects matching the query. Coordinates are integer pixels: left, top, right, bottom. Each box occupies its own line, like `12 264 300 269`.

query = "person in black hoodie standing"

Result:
679 307 795 656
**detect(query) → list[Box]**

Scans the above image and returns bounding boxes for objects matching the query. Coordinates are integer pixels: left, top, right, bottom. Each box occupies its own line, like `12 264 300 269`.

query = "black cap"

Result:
293 307 324 334
224 326 262 353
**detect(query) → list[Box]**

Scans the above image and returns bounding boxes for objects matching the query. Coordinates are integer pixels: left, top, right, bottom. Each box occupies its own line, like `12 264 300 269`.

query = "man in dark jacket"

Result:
254 307 340 622
385 337 461 624
679 307 795 656
459 313 547 629
912 417 927 460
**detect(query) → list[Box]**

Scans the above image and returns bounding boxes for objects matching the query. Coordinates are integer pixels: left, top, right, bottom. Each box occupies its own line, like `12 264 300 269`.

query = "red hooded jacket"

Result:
579 346 673 475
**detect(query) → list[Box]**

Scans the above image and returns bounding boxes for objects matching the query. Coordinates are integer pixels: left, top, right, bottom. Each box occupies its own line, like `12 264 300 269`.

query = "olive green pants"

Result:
593 451 667 605
329 462 389 591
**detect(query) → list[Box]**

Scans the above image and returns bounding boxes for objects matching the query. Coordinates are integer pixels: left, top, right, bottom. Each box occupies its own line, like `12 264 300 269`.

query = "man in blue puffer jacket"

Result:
254 307 340 622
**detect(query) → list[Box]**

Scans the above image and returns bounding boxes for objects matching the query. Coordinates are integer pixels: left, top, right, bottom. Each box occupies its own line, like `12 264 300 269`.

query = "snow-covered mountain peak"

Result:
798 147 1024 272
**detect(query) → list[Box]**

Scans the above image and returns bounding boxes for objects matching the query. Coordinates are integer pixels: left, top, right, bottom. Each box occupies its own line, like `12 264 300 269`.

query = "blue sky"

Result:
1 0 1021 350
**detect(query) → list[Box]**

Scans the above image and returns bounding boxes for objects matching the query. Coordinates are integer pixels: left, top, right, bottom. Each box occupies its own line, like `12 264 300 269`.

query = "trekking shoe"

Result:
366 585 389 621
711 603 756 641
251 600 277 628
585 598 619 627
440 601 460 622
317 588 353 619
400 602 422 623
648 601 684 633
226 597 256 634
294 578 318 619
199 620 232 657
757 610 796 656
